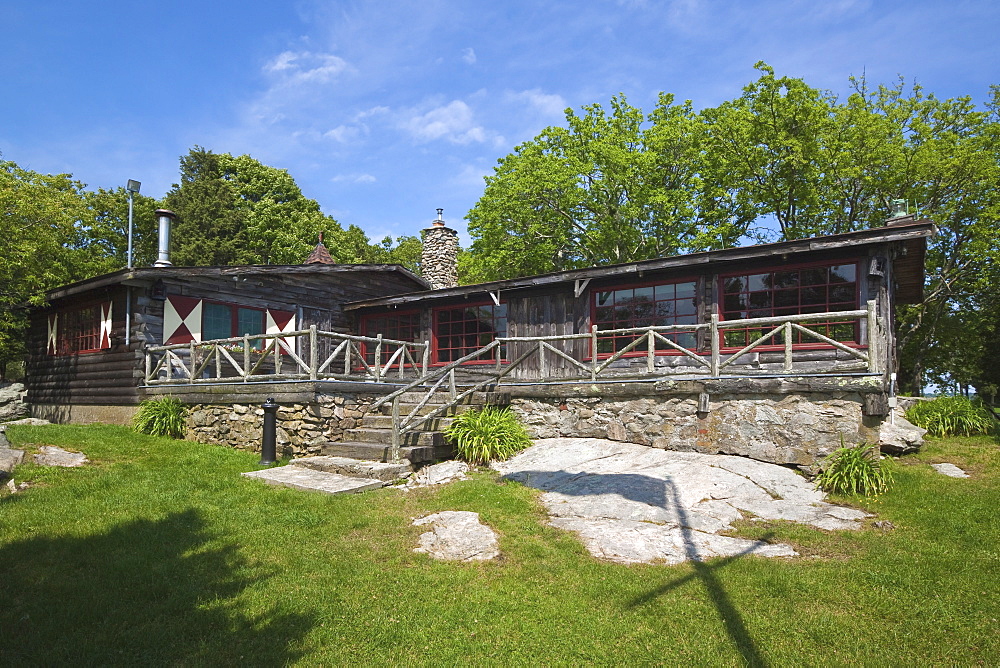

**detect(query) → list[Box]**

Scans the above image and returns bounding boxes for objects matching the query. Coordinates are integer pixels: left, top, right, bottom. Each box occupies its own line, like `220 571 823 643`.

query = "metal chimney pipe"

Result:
153 209 176 267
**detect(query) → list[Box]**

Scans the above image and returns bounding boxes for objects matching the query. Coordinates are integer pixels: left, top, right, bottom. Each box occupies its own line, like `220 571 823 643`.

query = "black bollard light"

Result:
260 397 279 465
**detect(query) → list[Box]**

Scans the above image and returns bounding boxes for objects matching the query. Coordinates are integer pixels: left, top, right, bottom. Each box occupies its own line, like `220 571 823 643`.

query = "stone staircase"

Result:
243 390 508 496
317 390 492 465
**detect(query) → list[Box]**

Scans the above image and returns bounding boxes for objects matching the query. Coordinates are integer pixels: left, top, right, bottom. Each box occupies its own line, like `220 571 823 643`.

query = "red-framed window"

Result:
720 262 859 348
592 280 699 355
359 311 422 366
58 305 103 354
433 303 507 363
48 301 113 355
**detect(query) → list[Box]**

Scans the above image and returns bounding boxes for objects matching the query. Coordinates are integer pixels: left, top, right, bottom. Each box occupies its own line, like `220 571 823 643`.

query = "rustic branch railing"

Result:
144 326 429 385
371 302 884 462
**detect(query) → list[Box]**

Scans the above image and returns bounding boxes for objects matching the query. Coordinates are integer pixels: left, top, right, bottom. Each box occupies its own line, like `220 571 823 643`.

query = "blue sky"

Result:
2 0 997 246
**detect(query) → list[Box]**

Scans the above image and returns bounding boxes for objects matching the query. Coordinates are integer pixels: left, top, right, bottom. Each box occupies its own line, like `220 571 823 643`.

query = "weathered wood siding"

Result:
27 267 425 406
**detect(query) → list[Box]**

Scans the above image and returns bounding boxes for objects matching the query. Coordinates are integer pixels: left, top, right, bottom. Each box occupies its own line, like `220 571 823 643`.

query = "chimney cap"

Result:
432 208 445 227
154 209 177 219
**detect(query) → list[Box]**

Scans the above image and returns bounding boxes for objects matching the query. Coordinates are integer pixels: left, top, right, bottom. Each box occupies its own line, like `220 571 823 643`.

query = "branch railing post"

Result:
448 368 457 402
422 341 430 379
646 330 655 373
390 395 401 464
309 325 318 380
189 341 196 383
373 334 383 382
590 325 598 381
866 299 880 374
783 322 793 372
710 314 720 377
243 334 251 380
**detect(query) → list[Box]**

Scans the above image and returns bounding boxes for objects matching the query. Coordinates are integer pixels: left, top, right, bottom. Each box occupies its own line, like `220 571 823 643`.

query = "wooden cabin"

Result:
25 260 427 423
346 217 933 385
24 215 934 467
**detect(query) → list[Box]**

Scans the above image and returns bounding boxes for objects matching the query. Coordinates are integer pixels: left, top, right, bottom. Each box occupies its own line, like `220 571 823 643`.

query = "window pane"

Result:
654 283 675 300
830 284 855 304
675 281 697 300
801 268 827 286
773 271 799 289
830 264 856 283
204 303 232 341
747 273 770 291
237 308 262 337
724 276 745 293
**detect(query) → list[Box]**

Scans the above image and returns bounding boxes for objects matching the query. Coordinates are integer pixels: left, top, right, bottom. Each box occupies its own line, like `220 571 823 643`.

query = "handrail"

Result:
144 326 429 385
374 302 883 462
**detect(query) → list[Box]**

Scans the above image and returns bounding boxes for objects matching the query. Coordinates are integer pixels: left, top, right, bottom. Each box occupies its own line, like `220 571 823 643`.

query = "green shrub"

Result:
815 442 893 497
905 396 996 437
132 397 189 439
445 407 532 465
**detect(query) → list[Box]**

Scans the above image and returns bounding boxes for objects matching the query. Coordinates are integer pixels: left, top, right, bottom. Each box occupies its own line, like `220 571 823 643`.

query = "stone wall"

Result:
511 392 881 468
185 393 376 457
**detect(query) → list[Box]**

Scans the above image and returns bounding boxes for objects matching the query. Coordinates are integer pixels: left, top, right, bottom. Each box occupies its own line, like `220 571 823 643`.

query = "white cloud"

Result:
324 125 362 143
461 47 477 64
263 50 352 84
506 88 567 118
402 100 487 144
331 173 377 184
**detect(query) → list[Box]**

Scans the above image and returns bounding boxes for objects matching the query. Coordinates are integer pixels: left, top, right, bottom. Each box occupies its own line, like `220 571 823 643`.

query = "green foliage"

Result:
466 94 750 280
905 396 997 437
814 441 894 497
464 65 1000 397
445 407 532 465
132 397 189 439
163 147 419 268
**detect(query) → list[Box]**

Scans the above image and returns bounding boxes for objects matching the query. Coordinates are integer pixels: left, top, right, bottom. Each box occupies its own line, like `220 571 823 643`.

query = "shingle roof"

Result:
303 241 336 265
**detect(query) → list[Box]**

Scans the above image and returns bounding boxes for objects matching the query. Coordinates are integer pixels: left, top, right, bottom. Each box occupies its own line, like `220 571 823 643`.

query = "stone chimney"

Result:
421 208 458 289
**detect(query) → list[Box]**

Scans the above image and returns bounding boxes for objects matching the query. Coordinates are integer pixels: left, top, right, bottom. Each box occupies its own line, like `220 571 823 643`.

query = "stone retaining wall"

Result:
185 393 376 458
511 392 880 468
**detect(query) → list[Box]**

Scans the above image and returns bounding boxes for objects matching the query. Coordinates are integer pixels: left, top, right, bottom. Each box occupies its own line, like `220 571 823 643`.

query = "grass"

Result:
2 425 998 665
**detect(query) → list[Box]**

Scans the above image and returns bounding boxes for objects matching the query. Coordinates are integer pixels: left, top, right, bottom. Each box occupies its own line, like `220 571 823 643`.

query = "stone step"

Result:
242 466 385 495
363 414 453 431
319 440 455 465
289 455 412 481
346 427 448 447
394 391 486 404
377 402 474 417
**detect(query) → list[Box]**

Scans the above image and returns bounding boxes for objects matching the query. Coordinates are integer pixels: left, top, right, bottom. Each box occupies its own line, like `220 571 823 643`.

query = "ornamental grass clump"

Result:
132 397 189 439
446 407 532 465
815 441 893 497
905 396 996 437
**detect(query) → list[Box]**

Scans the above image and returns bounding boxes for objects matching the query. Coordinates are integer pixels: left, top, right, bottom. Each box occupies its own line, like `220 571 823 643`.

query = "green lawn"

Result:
2 425 998 666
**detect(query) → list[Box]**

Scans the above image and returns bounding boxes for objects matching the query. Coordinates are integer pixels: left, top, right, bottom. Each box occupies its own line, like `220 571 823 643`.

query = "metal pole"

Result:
127 189 135 269
260 397 279 465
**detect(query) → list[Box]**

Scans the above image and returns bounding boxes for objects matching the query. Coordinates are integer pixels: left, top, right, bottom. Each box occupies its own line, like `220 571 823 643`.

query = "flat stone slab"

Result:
289 456 411 482
403 460 470 489
494 438 870 565
3 418 52 426
413 511 500 561
931 462 970 478
0 447 25 473
243 466 385 495
34 446 88 467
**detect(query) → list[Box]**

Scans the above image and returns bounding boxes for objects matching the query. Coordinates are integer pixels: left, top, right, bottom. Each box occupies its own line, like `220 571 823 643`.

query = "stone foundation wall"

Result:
185 393 376 458
511 392 881 468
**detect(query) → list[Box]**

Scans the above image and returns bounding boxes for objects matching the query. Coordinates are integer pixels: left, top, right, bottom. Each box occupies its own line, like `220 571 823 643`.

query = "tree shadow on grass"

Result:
0 509 315 665
504 468 773 667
